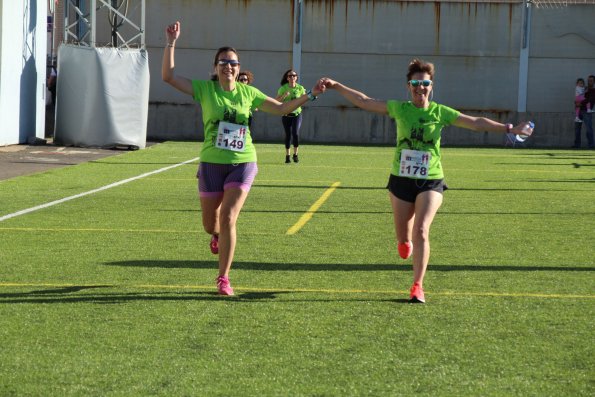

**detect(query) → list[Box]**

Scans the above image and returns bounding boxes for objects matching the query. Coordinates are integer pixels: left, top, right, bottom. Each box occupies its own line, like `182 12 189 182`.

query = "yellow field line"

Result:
0 282 592 299
286 181 341 235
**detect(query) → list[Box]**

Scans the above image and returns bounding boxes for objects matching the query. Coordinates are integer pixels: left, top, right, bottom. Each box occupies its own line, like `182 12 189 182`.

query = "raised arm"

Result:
321 78 388 115
453 113 534 137
259 82 325 116
161 21 193 96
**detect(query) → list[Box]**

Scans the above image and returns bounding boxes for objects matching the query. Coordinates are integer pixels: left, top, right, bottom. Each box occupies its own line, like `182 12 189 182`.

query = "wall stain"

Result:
434 2 441 54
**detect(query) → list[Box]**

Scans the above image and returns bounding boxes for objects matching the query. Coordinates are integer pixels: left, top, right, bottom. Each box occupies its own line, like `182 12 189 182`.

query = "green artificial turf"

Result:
0 142 593 396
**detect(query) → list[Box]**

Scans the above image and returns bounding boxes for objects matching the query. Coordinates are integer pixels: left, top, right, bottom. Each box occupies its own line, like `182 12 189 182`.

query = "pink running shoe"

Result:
216 276 234 296
409 282 425 303
398 241 413 259
210 235 219 255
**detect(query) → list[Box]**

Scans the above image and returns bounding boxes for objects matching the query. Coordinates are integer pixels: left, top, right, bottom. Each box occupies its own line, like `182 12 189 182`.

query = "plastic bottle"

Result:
517 121 534 142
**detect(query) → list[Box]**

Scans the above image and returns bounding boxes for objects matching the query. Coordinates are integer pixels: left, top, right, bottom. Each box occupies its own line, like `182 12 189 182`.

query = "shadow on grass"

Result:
159 209 393 214
496 162 595 168
449 186 594 192
104 260 594 272
162 208 591 215
0 289 406 305
0 290 221 304
524 178 595 184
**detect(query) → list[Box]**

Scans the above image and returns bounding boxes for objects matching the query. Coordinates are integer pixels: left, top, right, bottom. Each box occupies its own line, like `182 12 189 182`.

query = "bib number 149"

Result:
216 121 247 152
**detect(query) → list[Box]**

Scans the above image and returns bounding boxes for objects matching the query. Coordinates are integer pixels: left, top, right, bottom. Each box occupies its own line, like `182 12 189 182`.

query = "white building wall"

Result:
137 0 595 148
11 1 594 148
0 0 47 146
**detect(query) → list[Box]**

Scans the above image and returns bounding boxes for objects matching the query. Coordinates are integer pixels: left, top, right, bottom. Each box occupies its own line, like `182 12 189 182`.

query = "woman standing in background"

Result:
276 69 311 163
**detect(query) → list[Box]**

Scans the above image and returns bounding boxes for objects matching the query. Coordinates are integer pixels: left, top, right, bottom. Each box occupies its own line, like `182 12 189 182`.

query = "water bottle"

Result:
517 121 534 142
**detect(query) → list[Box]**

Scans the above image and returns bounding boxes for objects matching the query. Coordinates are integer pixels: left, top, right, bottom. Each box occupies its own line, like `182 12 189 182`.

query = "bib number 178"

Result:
399 149 431 179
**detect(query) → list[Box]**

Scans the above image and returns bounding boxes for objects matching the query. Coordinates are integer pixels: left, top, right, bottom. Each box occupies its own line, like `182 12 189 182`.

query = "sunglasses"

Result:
409 79 432 87
287 74 298 78
217 59 240 67
238 77 248 82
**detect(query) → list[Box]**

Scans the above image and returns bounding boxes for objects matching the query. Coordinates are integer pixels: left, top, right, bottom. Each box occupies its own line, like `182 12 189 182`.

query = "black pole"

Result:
111 0 118 47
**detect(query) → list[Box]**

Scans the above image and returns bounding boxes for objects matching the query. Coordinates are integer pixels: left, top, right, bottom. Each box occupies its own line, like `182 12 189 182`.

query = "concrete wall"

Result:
0 0 47 146
59 0 594 148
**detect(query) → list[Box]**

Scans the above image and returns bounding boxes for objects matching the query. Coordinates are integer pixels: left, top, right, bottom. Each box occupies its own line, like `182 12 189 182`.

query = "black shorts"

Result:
386 174 448 203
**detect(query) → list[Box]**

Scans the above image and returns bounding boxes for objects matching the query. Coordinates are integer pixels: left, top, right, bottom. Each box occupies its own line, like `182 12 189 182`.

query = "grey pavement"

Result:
0 139 145 181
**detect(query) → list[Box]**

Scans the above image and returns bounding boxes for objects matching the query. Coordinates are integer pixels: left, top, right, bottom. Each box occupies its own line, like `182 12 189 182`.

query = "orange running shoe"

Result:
398 241 413 259
409 282 425 303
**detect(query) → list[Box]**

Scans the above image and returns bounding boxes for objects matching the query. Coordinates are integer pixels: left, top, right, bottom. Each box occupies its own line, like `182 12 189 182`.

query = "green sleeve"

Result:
192 80 207 103
250 86 267 108
440 104 460 125
386 100 402 119
277 84 287 97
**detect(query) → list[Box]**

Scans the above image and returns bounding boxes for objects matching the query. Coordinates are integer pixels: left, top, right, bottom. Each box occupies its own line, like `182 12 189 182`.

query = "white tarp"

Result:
54 45 149 149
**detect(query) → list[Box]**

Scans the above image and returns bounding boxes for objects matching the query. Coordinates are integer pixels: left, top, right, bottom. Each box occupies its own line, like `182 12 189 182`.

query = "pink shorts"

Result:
197 162 258 198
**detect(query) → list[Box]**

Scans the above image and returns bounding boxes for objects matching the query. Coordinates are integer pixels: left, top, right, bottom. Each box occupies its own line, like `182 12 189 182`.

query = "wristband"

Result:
166 42 175 48
505 123 513 134
307 90 317 101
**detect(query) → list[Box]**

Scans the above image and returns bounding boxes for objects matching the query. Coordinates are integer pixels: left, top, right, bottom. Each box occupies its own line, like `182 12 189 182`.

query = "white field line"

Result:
0 157 200 223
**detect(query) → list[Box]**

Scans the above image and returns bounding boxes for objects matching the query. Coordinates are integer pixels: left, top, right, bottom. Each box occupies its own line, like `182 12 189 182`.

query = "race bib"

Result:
399 149 431 179
216 121 247 152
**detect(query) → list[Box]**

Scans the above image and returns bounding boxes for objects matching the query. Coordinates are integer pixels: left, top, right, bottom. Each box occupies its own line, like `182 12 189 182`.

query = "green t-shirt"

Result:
386 100 460 179
277 83 306 115
192 80 267 164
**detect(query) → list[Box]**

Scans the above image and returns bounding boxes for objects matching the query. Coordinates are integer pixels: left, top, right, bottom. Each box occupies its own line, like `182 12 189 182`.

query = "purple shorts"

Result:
197 162 258 198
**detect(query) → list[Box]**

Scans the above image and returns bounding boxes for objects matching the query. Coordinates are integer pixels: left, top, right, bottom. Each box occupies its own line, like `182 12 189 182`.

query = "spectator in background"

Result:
47 60 57 107
238 70 254 85
574 75 595 149
45 59 58 138
574 78 586 123
586 75 595 115
276 69 307 164
238 71 256 127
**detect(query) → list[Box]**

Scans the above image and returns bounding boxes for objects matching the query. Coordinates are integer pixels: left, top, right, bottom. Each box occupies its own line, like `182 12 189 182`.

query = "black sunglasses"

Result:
287 74 298 77
409 79 432 87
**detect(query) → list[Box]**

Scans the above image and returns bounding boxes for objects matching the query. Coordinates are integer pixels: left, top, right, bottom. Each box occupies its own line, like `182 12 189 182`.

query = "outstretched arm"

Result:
321 78 388 115
259 82 325 115
161 21 193 96
453 113 534 137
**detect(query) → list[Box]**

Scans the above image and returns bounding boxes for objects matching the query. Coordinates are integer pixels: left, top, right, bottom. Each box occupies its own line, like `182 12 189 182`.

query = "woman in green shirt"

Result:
321 59 533 303
162 21 324 295
276 69 307 163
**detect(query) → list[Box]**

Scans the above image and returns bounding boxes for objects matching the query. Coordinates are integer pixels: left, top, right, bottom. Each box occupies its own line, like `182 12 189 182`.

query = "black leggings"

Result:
282 114 302 149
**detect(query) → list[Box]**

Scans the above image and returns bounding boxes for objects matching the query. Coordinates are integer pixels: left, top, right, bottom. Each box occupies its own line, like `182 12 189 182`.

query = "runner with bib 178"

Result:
320 58 533 303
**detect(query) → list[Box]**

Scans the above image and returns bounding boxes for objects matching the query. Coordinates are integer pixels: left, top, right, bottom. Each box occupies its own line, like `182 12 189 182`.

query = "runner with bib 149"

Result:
320 58 533 303
162 21 325 296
